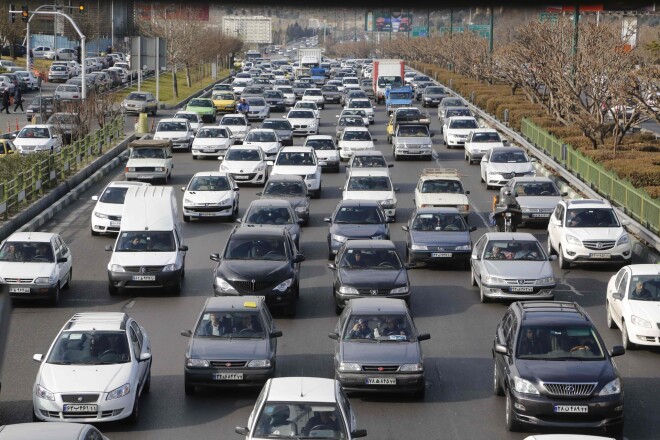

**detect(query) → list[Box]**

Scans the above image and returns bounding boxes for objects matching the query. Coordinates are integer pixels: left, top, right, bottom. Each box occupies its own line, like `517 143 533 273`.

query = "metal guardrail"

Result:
521 119 660 236
0 117 124 219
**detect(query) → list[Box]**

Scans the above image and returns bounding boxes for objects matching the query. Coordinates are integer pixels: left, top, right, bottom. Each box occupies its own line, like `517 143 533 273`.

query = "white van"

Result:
106 186 188 295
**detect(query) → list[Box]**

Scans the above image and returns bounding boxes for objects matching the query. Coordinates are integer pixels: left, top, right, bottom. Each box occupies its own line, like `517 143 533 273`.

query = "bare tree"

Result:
0 0 27 60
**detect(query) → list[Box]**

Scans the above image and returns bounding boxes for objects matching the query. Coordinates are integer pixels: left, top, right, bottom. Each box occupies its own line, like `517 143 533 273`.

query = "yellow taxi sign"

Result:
243 301 257 308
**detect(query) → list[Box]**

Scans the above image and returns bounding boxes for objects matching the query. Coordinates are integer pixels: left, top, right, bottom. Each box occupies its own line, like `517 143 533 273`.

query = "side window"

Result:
129 327 142 356
249 384 269 428
338 389 355 431
262 306 274 331
474 236 487 256
508 315 518 350
499 311 512 344
613 269 625 290
618 272 629 295
554 204 564 222
58 237 69 255
130 321 144 346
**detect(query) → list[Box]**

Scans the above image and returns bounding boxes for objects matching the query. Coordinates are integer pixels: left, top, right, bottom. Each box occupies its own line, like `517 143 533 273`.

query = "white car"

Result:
91 181 151 236
32 312 152 423
274 85 296 106
15 70 40 91
442 116 480 149
219 114 250 141
343 169 399 219
547 199 632 269
13 124 62 155
173 111 202 134
153 118 195 151
480 146 536 189
231 76 253 95
345 98 374 124
413 168 470 218
32 45 52 59
464 128 505 164
243 128 281 159
191 125 235 160
338 108 369 127
219 145 269 185
294 100 320 120
181 171 239 222
270 146 322 198
606 264 660 349
0 232 73 306
244 96 270 122
338 127 376 160
302 88 325 109
284 109 319 136
304 135 340 173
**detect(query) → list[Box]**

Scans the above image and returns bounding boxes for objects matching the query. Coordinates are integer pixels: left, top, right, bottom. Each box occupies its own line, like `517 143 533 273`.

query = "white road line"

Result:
557 278 584 297
124 299 136 309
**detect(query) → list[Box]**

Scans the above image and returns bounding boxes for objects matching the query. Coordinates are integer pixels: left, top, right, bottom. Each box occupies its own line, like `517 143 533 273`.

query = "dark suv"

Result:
492 301 625 436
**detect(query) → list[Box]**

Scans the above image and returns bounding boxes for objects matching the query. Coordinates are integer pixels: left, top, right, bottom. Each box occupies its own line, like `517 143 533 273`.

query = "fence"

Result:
0 117 124 219
521 118 660 235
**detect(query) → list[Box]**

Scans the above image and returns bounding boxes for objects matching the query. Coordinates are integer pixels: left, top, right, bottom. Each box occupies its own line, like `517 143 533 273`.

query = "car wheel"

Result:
183 215 190 223
470 267 477 286
172 276 183 295
91 228 100 236
334 299 342 316
493 361 504 396
143 366 151 393
49 284 60 306
558 246 570 269
480 173 485 183
64 269 72 290
621 320 634 350
283 301 296 317
184 380 196 396
606 301 616 329
128 392 140 424
328 249 334 260
547 238 555 256
465 153 469 161
504 390 520 432
192 155 198 160
109 283 119 296
479 285 489 303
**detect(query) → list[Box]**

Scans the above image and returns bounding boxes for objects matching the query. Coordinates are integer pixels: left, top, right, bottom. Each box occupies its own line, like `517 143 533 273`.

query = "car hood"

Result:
331 223 387 239
248 105 268 112
225 125 247 134
123 99 148 106
222 161 262 172
110 252 177 267
14 138 53 148
410 230 471 247
516 196 562 210
187 106 214 114
388 99 411 104
261 195 308 209
271 165 318 176
316 150 339 160
628 300 660 324
483 260 553 279
38 362 133 393
0 262 55 279
244 141 280 153
416 193 468 205
344 191 394 202
446 128 475 136
487 162 534 174
339 268 407 289
93 201 123 217
184 190 233 204
286 118 316 125
339 141 374 149
566 227 626 241
466 141 503 150
189 337 269 360
516 359 616 385
217 259 292 280
340 340 420 364
192 138 232 148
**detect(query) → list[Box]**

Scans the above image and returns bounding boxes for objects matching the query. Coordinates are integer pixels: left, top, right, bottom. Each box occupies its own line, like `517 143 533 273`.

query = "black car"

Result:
1 44 26 57
329 298 430 396
211 226 304 316
421 86 449 108
325 200 391 259
493 301 625 435
263 90 286 112
402 207 475 267
321 84 341 103
257 175 310 226
181 296 282 394
26 95 55 122
328 240 410 314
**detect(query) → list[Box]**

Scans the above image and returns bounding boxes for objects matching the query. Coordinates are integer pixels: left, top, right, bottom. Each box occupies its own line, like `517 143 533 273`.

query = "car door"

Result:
54 235 72 284
174 228 186 269
471 235 488 283
610 270 629 325
333 309 349 371
262 306 278 356
548 203 564 251
128 323 148 388
494 310 512 382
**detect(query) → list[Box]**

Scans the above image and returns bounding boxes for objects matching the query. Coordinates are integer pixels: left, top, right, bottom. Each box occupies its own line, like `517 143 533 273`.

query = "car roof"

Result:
348 297 407 313
0 422 89 439
343 126 370 132
343 239 397 249
228 144 261 151
191 171 230 178
203 296 266 312
447 116 477 121
280 146 314 153
511 177 554 184
564 199 611 209
221 113 247 119
471 128 498 133
625 264 660 276
513 301 592 326
306 135 333 140
248 199 292 208
491 146 524 153
5 231 57 242
64 312 128 332
159 117 190 123
337 199 381 208
266 175 304 182
265 377 337 403
248 128 276 133
415 207 461 214
352 150 384 157
105 181 150 190
231 225 285 239
483 232 537 241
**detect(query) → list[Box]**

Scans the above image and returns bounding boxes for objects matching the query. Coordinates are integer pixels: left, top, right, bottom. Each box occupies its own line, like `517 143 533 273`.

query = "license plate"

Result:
203 149 216 153
214 372 244 380
365 378 396 385
9 287 30 293
554 405 588 413
234 176 249 180
318 161 327 166
510 286 534 292
110 221 121 227
137 175 154 179
590 253 611 259
132 275 156 281
64 404 98 413
531 213 550 218
431 253 452 258
200 212 217 217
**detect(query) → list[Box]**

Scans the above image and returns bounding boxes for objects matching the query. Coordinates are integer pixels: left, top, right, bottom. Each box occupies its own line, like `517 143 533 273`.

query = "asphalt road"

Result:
0 90 658 440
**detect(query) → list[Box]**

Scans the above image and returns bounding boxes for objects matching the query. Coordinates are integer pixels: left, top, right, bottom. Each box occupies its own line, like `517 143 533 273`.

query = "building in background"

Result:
222 16 273 45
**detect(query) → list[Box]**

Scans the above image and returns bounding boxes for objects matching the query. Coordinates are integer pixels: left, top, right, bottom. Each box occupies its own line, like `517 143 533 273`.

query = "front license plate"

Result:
132 275 156 281
365 378 396 385
590 253 611 259
510 287 534 292
110 220 121 227
234 176 249 180
64 404 98 413
200 212 217 217
531 213 550 218
554 405 588 413
9 287 30 293
431 253 452 258
203 149 216 153
214 373 244 380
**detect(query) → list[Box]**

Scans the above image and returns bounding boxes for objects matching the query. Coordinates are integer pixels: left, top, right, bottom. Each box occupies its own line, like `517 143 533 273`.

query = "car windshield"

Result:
565 208 619 228
188 176 230 191
194 311 265 338
189 99 212 107
349 100 371 109
247 98 267 106
18 127 49 138
0 241 54 263
338 117 364 127
449 119 478 129
46 331 131 365
288 110 314 119
472 132 501 143
514 182 559 196
130 147 166 159
297 102 317 110
221 117 246 126
426 87 445 94
126 93 147 101
264 91 283 98
343 110 366 117
197 128 230 138
412 213 467 231
628 275 660 301
347 176 391 191
226 148 260 161
306 139 335 150
305 90 322 96
442 98 465 107
99 186 129 204
343 314 414 341
340 248 402 269
483 240 546 261
517 325 605 360
158 121 188 132
343 131 371 141
115 231 176 252
276 152 315 166
51 66 66 72
246 131 277 142
414 76 431 82
446 108 472 118
421 179 464 194
322 85 338 92
352 155 386 168
224 238 287 261
246 206 294 225
490 150 528 163
264 181 305 196
388 92 409 99
334 206 383 224
254 403 347 439
278 87 293 94
397 126 429 137
213 93 235 100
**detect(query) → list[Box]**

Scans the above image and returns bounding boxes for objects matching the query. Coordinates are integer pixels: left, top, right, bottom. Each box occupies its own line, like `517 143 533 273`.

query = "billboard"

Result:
366 10 413 33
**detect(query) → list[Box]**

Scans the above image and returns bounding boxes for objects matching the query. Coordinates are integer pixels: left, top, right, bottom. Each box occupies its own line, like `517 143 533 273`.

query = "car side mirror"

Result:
33 353 43 362
297 218 305 225
621 219 630 226
179 245 188 252
270 330 283 338
167 155 172 159
551 218 562 227
549 255 557 261
105 245 113 252
430 133 435 137
180 330 192 338
471 254 479 260
494 343 509 355
91 195 99 201
465 190 470 195
235 218 242 223
405 263 415 269
388 164 394 168
293 253 305 263
255 192 262 196
235 427 250 436
481 157 488 162
351 429 368 438
502 139 509 145
372 138 378 143
181 187 186 192
266 160 274 166
328 332 339 340
469 226 477 232
401 225 409 231
327 263 336 270
139 352 152 362
386 217 396 223
324 217 332 223
610 346 625 357
57 257 68 263
210 253 221 262
417 333 431 341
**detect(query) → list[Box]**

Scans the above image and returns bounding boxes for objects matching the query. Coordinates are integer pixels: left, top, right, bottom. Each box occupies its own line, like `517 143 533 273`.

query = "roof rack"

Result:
421 168 460 177
517 301 588 321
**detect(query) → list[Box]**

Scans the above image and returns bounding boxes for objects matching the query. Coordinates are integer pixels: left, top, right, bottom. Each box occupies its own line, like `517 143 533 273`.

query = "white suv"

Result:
270 146 322 198
547 199 632 269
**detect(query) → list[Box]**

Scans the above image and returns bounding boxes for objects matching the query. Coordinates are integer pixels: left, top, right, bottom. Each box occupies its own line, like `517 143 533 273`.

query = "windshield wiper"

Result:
47 361 73 365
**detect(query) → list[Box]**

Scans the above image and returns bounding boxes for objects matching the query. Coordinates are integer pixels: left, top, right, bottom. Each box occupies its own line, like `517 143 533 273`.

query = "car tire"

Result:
192 155 198 160
493 361 504 396
48 284 60 306
183 215 190 223
479 285 489 303
606 422 624 439
546 238 555 256
470 268 477 287
172 276 183 296
91 228 100 236
621 320 634 350
414 383 426 399
108 283 119 296
504 390 520 432
334 300 342 316
64 269 72 290
128 393 140 424
143 366 151 393
558 246 570 269
606 301 616 329
184 381 196 396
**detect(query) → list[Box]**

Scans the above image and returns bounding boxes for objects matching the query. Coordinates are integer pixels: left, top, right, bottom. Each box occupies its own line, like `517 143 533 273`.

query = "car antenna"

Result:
300 377 304 398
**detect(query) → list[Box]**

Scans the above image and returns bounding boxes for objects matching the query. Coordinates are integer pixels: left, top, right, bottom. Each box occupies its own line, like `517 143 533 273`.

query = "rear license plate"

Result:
365 378 396 385
110 221 121 227
531 213 550 218
214 373 244 380
9 287 30 293
590 253 611 259
137 175 153 179
554 405 588 413
431 253 452 258
318 161 327 166
510 287 534 292
64 404 98 412
132 275 156 281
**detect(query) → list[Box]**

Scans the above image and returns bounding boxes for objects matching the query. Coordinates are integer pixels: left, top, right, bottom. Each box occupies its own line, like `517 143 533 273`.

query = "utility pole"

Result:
354 9 357 41
449 8 453 37
427 9 430 38
489 6 494 55
572 5 579 79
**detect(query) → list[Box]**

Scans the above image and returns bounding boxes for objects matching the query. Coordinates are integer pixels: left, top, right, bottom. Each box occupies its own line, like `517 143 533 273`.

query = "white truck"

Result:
373 59 405 104
298 48 323 67
413 168 471 218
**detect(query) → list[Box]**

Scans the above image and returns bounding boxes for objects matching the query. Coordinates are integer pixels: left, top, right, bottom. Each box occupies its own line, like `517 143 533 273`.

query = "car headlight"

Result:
338 362 361 372
295 206 307 213
513 376 539 395
247 359 271 368
537 277 555 285
162 264 177 272
34 274 57 284
306 173 318 180
598 378 622 396
331 234 347 243
380 199 395 206
255 163 266 171
484 275 505 284
631 315 652 328
215 277 238 294
219 198 231 206
219 164 229 171
184 198 194 204
422 144 432 149
400 363 423 372
94 212 109 219
338 286 359 295
110 264 124 272
126 167 136 172
411 244 428 251
36 384 55 401
390 286 409 294
273 278 293 292
616 234 629 246
455 245 472 251
106 383 130 400
186 358 210 368
565 234 582 246
154 167 164 172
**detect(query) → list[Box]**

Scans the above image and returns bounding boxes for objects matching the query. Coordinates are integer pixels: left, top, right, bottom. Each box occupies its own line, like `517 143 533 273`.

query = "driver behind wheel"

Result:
302 409 341 436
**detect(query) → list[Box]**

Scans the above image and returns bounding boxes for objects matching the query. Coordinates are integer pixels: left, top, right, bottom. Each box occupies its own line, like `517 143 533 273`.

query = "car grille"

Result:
61 394 99 403
388 104 407 109
229 280 279 294
424 246 460 251
582 240 616 251
503 279 537 285
210 360 247 368
124 266 165 273
362 365 399 372
107 215 121 221
185 205 232 213
5 278 34 283
133 167 158 172
356 288 391 296
543 382 597 397
41 410 117 419
293 125 308 129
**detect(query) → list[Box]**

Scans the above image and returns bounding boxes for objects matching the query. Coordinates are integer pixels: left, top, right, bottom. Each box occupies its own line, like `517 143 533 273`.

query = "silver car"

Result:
500 177 566 225
54 84 81 101
470 232 556 303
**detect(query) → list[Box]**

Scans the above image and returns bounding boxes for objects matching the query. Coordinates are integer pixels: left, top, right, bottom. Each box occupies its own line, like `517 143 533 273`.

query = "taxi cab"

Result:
212 91 238 113
0 139 17 156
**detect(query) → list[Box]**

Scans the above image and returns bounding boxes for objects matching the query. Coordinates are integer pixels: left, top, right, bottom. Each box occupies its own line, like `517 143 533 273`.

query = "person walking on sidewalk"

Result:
0 88 10 114
13 86 24 113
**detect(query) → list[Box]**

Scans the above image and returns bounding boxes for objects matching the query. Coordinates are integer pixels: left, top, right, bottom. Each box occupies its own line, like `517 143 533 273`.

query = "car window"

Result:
352 155 386 168
247 206 293 225
130 148 166 159
490 150 529 163
288 110 314 118
194 311 265 338
254 403 347 439
564 208 619 228
18 127 50 139
225 148 261 161
264 181 305 196
343 313 413 341
483 240 544 261
46 331 130 365
276 152 315 166
158 121 188 132
224 237 287 261
449 119 479 129
342 130 371 141
197 128 230 138
334 206 384 224
99 186 129 204
0 241 54 263
115 231 176 252
421 179 463 194
129 326 142 356
514 181 559 196
472 132 501 143
516 325 604 360
628 274 660 301
347 176 391 191
188 175 230 191
412 213 467 231
221 117 247 126
339 248 401 269
246 131 277 142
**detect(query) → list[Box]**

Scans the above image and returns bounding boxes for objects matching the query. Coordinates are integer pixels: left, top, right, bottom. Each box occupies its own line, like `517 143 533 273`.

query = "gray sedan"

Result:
500 177 566 225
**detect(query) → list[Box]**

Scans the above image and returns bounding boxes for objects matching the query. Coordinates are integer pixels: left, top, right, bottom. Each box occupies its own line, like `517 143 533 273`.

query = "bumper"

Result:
33 392 135 423
423 98 441 107
183 205 234 218
339 148 373 160
192 148 229 159
228 171 267 185
408 250 471 264
125 171 168 182
184 366 274 388
627 324 660 346
560 244 632 265
446 138 467 147
485 175 513 187
108 269 183 290
6 283 58 301
393 146 433 157
318 158 340 170
91 217 122 235
123 107 151 115
216 106 236 113
481 283 555 300
292 126 319 136
305 178 321 192
247 114 268 122
323 95 341 103
213 287 296 309
268 104 286 112
336 371 424 393
171 140 192 150
334 290 410 308
466 149 487 160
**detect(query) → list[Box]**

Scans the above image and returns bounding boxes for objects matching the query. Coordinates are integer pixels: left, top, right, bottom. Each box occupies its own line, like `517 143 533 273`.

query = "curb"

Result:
166 74 231 110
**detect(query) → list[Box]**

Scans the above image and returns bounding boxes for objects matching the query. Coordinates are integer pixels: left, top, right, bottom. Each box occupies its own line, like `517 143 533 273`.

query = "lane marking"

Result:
124 299 136 309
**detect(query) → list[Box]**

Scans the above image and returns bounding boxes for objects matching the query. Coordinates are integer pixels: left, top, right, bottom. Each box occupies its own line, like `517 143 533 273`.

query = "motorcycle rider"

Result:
490 188 522 232
237 98 250 116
